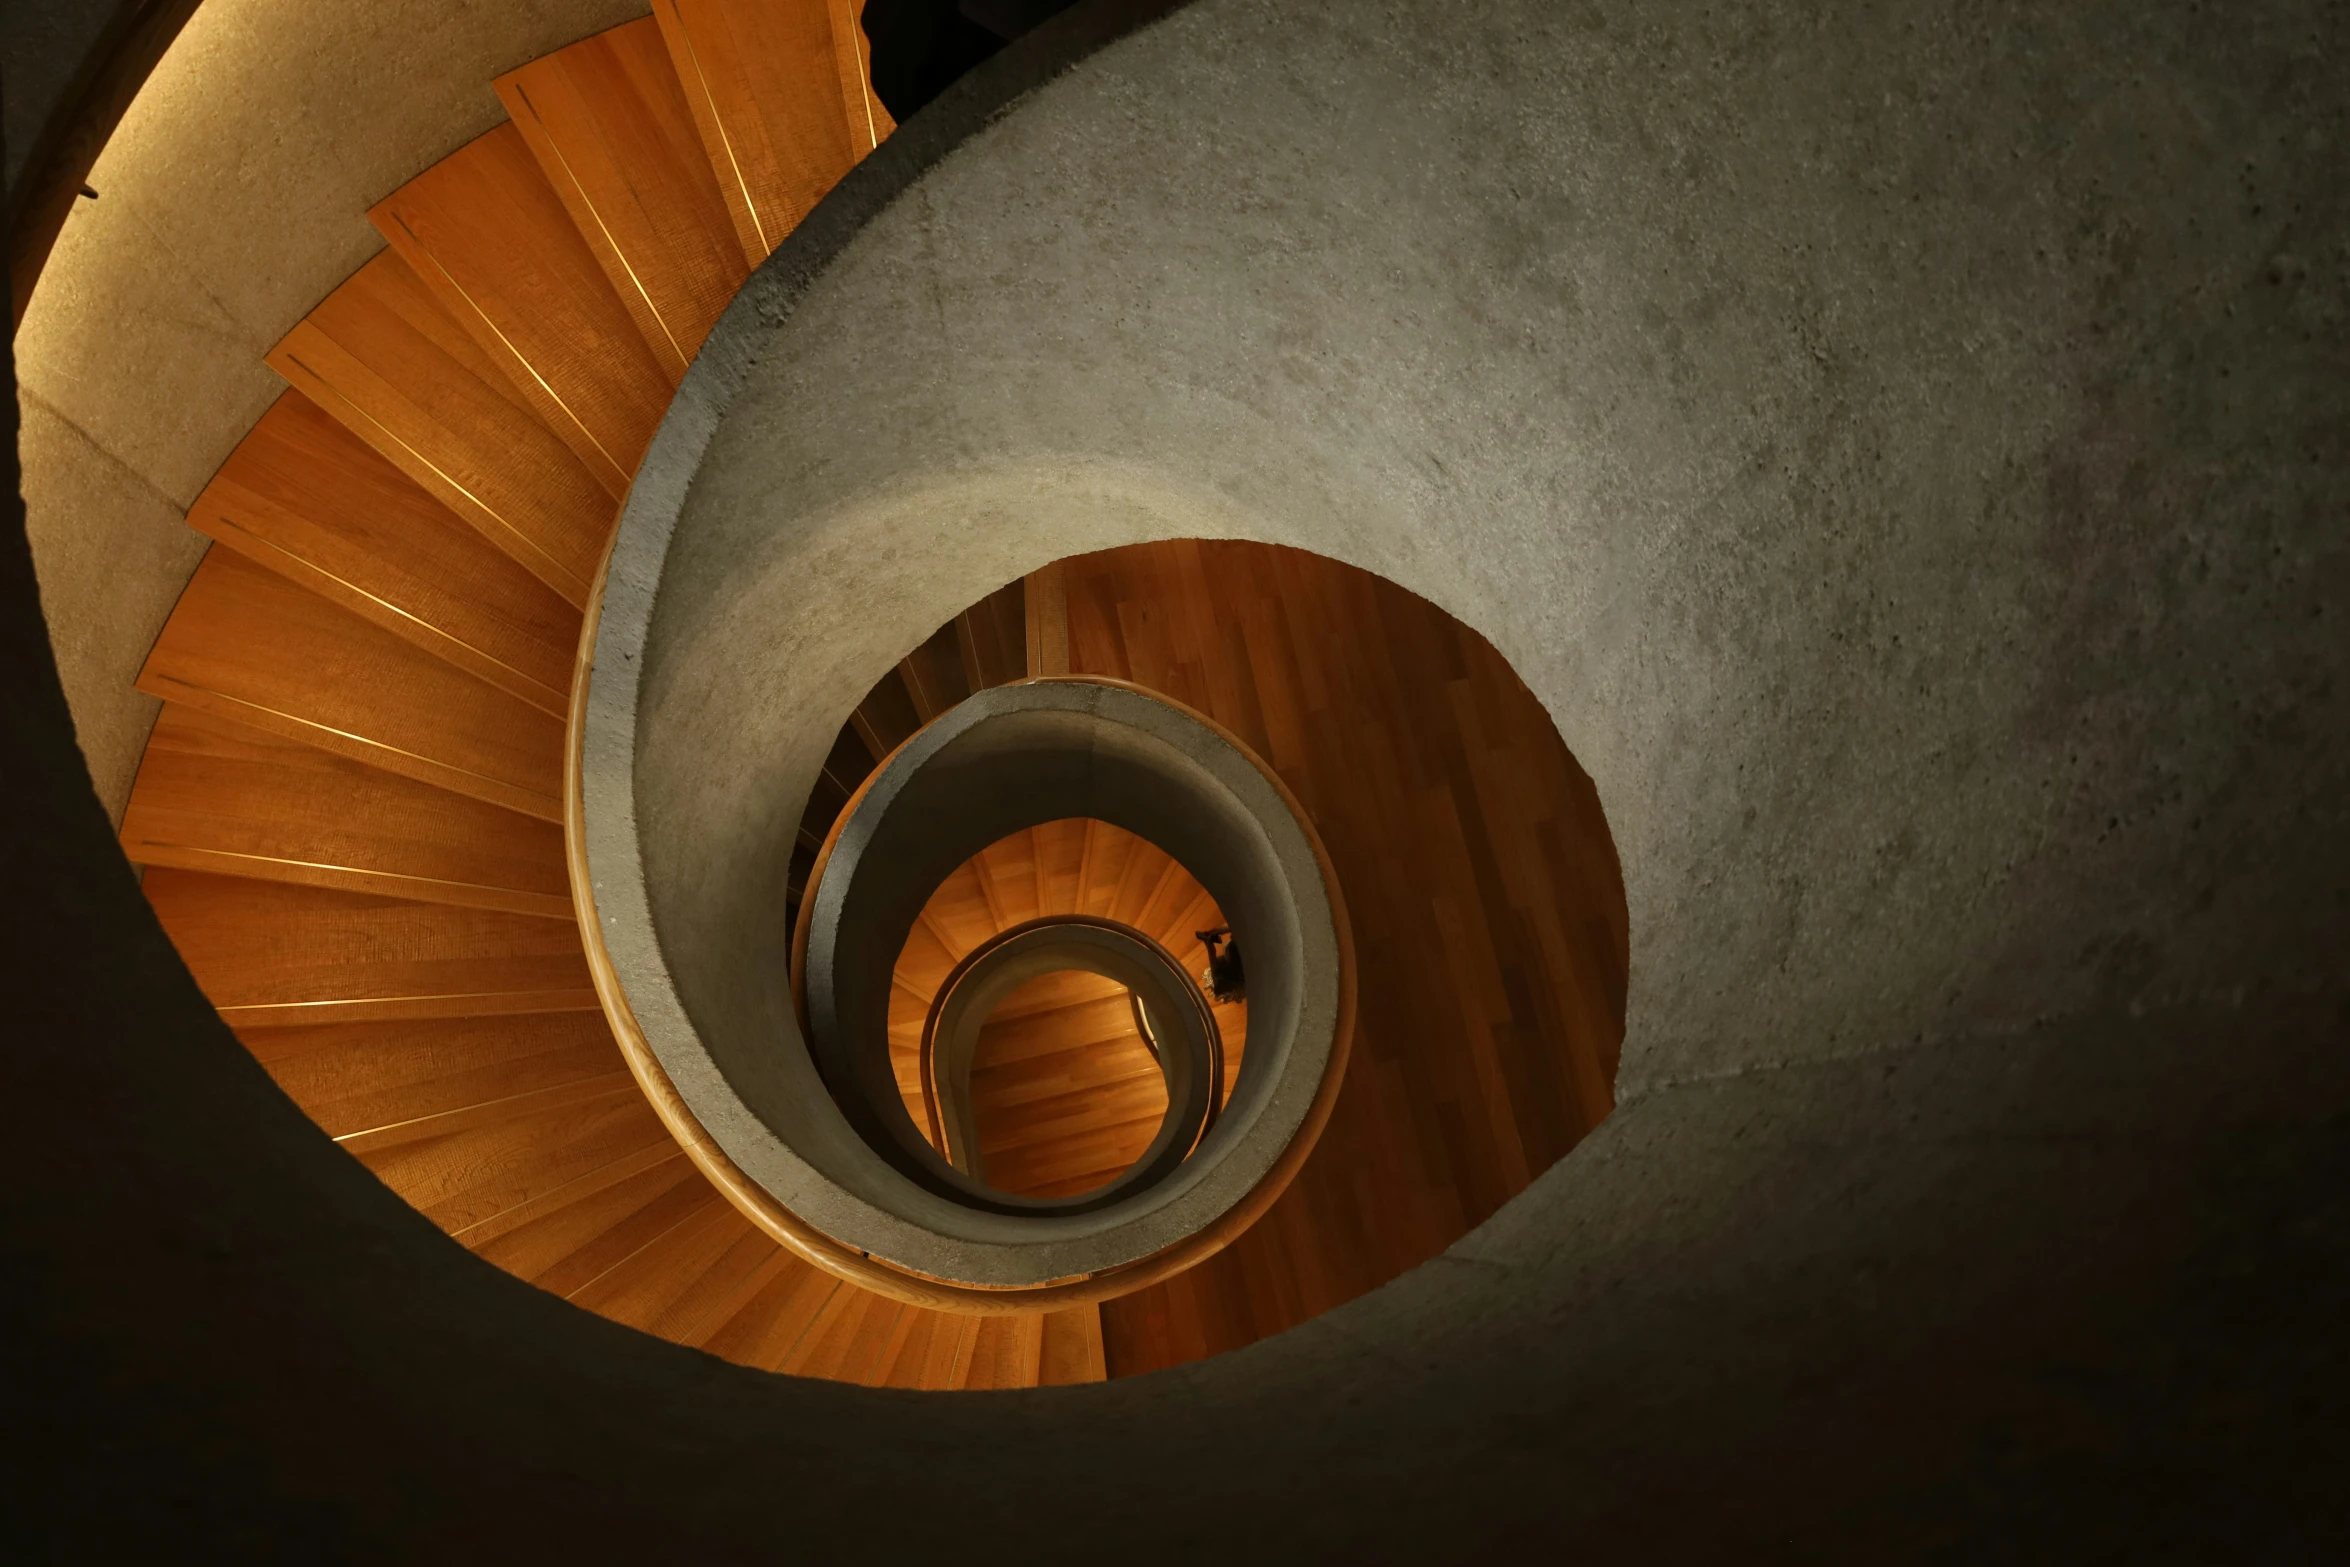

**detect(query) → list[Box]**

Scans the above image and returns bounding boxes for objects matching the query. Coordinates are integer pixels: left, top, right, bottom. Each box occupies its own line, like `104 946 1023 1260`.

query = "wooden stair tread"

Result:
497 17 750 384
652 0 867 268
961 1314 1046 1390
886 817 1239 1193
137 548 566 822
188 390 578 715
239 1011 624 1141
567 1200 778 1343
471 1147 707 1291
873 1307 965 1390
697 1255 843 1369
782 1284 907 1382
370 122 672 496
143 868 596 1025
954 579 1027 692
122 704 571 918
353 1085 673 1233
269 250 614 605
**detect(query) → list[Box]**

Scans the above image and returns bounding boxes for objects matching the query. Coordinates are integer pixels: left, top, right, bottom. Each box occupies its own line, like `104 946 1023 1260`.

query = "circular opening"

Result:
597 533 1627 1337
962 969 1168 1198
778 674 1345 1285
891 819 1248 1203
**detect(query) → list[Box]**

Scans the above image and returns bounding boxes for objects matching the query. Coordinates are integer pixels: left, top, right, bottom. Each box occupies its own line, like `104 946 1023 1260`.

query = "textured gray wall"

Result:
627 0 2345 1096
1 0 2344 1556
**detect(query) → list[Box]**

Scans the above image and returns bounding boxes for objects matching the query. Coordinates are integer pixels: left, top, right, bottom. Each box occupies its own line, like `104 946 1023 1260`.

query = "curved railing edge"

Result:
568 542 1358 1314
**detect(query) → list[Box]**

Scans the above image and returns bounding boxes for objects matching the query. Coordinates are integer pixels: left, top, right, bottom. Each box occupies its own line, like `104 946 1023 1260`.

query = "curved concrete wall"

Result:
3 0 2345 1555
14 0 649 820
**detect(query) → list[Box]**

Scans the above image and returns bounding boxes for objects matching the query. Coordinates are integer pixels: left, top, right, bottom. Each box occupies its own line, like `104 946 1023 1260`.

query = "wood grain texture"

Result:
122 705 571 918
496 18 748 383
846 666 923 762
1038 1304 1108 1386
1049 541 1628 1379
239 1009 628 1141
962 1313 1045 1390
954 577 1026 691
1025 560 1070 675
697 1255 842 1369
135 548 567 821
352 1082 673 1233
269 250 615 606
469 1146 705 1288
371 123 673 496
566 1199 777 1341
965 970 1167 1199
334 1071 643 1157
781 1282 907 1382
137 548 566 822
825 0 895 156
653 0 862 267
896 618 972 722
142 868 597 1027
189 391 580 715
890 817 1244 1131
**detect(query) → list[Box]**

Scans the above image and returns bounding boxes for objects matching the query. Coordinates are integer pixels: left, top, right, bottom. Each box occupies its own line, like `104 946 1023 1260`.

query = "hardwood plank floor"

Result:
1053 541 1629 1378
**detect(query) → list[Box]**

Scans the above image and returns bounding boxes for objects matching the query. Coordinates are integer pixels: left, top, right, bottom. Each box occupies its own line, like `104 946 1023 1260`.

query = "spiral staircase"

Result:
9 0 2347 1552
110 0 1627 1389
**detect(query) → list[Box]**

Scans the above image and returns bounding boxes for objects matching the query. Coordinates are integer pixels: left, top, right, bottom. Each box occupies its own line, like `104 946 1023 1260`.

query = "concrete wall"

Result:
1 0 2344 1556
13 0 649 821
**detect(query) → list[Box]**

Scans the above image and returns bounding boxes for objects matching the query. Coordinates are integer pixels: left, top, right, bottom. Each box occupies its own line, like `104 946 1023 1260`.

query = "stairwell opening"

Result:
890 818 1238 1205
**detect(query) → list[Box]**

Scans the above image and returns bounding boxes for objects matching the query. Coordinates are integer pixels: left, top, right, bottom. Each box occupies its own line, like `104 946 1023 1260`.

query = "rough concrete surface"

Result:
12 0 649 819
731 678 1339 1279
1 0 2345 1557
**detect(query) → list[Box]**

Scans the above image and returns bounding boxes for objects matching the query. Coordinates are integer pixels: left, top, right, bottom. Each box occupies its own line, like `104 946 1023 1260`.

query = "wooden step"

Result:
497 17 750 383
370 123 673 496
239 1011 626 1140
269 250 614 606
696 1255 846 1369
828 0 896 155
1040 1304 1108 1385
460 1142 697 1276
874 1307 978 1389
848 666 923 761
961 1313 1048 1390
652 0 869 269
349 1080 673 1233
567 1199 779 1342
954 577 1028 690
122 705 572 918
188 391 578 716
897 619 974 723
779 1280 908 1382
143 868 598 1028
138 548 566 822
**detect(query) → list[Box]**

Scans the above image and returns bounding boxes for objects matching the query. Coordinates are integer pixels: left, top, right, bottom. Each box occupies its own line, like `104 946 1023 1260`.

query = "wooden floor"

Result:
1051 541 1629 1378
966 968 1166 1200
889 817 1244 1197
